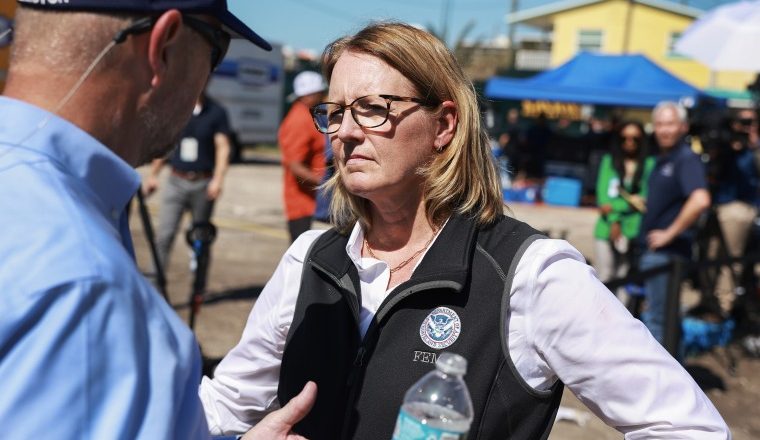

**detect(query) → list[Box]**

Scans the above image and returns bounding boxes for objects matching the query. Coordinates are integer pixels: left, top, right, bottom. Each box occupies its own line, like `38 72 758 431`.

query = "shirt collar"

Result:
657 139 688 163
346 223 365 267
0 96 140 216
344 217 451 271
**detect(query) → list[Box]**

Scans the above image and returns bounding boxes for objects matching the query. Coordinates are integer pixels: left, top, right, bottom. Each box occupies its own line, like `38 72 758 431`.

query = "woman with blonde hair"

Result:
200 22 728 440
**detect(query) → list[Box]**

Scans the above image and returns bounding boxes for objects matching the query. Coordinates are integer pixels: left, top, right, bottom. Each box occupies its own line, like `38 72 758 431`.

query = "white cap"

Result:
436 352 467 376
288 71 327 102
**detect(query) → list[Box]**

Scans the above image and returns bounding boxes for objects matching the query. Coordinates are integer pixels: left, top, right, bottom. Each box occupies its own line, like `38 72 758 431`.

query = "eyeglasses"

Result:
310 94 439 134
113 15 230 71
182 15 231 70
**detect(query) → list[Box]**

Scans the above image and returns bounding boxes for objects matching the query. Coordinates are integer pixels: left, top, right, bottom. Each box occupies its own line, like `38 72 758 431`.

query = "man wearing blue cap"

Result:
0 1 314 439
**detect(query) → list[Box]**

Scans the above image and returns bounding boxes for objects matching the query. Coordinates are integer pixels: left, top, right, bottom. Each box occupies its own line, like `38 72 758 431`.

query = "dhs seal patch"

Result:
420 307 461 349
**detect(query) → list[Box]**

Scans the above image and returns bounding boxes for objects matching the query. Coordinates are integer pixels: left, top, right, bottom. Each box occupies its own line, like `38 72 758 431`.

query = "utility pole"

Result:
441 0 452 46
508 0 519 70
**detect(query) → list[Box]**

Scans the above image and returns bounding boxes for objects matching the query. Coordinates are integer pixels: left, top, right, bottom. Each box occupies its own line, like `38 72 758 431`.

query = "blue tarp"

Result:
485 53 705 108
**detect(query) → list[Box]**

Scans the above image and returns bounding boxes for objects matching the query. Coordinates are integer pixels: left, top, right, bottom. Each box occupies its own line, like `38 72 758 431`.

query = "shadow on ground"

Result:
196 284 266 376
205 285 265 304
685 364 726 391
173 284 265 310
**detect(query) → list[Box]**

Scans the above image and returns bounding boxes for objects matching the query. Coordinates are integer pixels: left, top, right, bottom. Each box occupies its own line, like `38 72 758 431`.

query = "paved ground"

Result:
131 158 758 439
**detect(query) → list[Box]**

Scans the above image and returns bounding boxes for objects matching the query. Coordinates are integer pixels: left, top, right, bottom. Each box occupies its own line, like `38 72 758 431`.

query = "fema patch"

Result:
420 307 461 349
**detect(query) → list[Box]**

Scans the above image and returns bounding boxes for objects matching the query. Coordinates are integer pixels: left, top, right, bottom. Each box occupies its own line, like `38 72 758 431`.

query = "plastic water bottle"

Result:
392 352 474 440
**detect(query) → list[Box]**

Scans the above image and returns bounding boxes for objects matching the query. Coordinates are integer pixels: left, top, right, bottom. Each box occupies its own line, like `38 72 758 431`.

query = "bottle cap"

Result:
436 352 467 375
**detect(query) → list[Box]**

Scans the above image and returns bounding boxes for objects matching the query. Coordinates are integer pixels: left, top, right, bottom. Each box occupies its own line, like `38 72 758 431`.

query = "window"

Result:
667 31 687 58
577 29 603 52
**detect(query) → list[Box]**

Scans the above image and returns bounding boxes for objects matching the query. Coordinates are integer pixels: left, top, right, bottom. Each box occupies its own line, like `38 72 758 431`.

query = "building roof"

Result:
507 0 702 29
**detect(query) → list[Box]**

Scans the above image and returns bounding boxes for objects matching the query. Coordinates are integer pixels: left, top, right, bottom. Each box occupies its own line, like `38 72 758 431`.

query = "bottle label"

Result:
392 409 467 440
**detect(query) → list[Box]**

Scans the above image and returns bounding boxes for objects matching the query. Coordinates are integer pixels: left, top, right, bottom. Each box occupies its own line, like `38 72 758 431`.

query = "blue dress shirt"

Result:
0 97 214 439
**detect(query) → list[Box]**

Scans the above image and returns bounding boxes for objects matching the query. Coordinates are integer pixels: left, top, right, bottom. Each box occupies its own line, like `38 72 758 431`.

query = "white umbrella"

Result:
675 0 760 72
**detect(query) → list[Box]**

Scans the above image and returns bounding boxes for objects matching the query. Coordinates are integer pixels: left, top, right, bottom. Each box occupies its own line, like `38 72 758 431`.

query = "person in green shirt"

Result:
594 121 655 301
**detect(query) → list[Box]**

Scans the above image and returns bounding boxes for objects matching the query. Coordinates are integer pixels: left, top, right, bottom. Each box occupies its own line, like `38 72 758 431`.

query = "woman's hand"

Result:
609 222 622 243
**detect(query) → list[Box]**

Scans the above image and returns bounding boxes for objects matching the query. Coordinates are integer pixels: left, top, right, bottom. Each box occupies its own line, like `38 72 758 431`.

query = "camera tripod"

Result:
135 190 168 301
133 192 217 330
692 206 749 315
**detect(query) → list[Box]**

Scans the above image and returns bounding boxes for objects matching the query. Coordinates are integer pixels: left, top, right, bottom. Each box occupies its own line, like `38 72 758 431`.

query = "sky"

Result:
228 0 552 54
228 0 725 55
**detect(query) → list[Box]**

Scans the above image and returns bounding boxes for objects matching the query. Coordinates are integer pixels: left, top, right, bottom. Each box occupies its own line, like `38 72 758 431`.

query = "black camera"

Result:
689 106 756 195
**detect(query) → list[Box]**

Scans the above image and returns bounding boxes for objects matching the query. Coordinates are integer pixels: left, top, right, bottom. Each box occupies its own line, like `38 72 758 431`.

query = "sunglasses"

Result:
113 15 231 71
738 118 757 127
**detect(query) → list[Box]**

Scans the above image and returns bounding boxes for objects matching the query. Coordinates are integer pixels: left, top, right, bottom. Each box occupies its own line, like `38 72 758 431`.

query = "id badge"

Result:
607 178 620 198
180 137 199 162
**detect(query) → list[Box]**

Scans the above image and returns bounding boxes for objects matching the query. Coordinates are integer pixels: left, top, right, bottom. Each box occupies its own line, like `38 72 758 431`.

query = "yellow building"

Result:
508 0 755 101
0 0 15 92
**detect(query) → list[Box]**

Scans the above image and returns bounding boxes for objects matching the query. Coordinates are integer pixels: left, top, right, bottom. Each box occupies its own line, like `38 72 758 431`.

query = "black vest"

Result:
278 214 564 440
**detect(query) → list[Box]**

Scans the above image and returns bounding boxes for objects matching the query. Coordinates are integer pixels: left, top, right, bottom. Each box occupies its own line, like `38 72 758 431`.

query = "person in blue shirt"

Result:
639 101 711 349
0 1 314 439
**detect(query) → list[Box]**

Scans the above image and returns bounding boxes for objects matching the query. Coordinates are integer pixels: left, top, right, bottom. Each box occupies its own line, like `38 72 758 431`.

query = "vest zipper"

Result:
345 345 366 387
309 259 366 439
340 340 372 439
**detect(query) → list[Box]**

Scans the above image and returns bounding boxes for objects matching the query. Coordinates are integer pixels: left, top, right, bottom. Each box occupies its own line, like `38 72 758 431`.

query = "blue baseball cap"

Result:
16 0 271 51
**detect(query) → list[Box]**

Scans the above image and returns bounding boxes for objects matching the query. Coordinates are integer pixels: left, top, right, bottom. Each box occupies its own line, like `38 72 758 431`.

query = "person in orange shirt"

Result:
279 71 327 242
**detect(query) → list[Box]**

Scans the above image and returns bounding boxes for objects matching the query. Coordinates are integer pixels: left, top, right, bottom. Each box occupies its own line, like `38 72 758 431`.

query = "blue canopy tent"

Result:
485 52 705 108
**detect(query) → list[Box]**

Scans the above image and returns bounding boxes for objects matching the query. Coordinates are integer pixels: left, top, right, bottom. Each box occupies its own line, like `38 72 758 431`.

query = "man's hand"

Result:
240 381 317 440
142 175 159 197
599 204 613 215
207 178 223 200
626 194 646 213
647 229 674 250
143 158 166 197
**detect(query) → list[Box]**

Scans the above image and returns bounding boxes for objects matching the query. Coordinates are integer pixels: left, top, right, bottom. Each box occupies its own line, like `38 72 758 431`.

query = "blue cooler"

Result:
503 186 539 204
543 177 582 207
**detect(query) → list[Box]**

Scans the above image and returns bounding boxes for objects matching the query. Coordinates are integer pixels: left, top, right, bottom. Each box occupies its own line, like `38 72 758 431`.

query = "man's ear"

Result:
147 10 183 88
434 101 458 151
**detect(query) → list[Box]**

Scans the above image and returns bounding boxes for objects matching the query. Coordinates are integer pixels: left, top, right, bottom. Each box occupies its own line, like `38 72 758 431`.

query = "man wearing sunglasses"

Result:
0 1 314 439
